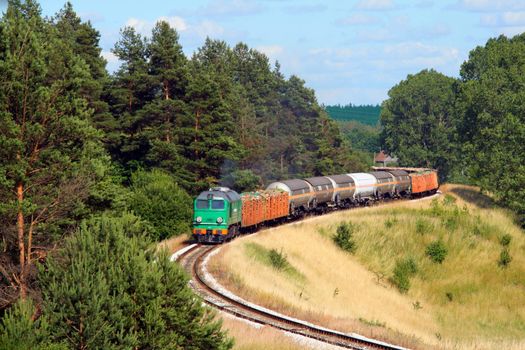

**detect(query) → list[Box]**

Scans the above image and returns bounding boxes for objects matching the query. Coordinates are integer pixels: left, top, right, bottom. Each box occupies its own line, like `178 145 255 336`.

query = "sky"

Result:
2 0 525 105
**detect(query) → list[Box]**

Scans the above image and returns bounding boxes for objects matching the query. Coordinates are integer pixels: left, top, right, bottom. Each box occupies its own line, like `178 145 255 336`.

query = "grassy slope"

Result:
211 185 525 350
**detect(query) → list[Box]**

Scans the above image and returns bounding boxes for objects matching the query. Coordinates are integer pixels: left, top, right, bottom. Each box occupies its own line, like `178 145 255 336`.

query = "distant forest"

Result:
324 104 381 126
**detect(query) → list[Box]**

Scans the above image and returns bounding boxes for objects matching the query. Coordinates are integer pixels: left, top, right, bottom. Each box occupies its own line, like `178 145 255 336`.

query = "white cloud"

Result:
456 0 525 12
193 20 225 38
101 51 121 73
354 0 395 11
101 50 119 63
256 45 284 57
336 14 380 26
157 16 188 32
126 16 188 36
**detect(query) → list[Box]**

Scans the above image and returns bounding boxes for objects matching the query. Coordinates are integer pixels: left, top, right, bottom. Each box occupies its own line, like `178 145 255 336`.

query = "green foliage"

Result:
244 243 305 281
325 104 381 126
333 222 357 253
0 299 65 350
128 169 192 240
337 120 381 154
380 69 459 178
500 234 512 247
38 213 233 349
498 249 512 268
426 240 448 264
384 217 398 228
390 258 418 293
220 169 262 192
268 248 288 270
416 218 433 235
458 34 525 227
0 0 114 305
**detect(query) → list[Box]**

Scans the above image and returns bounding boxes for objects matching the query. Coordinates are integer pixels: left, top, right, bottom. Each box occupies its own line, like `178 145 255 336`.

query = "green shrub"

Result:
390 258 418 293
443 194 457 206
500 234 512 247
416 218 433 235
268 248 288 270
426 240 448 264
384 217 398 228
498 249 512 268
333 222 357 253
128 169 192 240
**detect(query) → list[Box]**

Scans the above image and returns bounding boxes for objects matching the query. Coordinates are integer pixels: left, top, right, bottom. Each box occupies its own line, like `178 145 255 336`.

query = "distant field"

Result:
210 185 525 350
324 104 381 126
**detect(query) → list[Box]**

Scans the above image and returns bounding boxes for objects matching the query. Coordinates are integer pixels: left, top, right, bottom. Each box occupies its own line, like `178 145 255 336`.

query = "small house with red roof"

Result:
374 150 398 166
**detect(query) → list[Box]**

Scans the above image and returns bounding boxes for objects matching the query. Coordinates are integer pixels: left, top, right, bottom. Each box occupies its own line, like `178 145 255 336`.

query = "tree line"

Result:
0 0 366 348
380 34 525 226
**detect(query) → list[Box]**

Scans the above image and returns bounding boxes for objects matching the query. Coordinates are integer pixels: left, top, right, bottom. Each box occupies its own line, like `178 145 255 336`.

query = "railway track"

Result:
176 244 408 350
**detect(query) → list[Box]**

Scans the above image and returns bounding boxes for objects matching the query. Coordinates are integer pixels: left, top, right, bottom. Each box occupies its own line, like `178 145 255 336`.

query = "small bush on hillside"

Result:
498 249 512 268
443 194 457 206
416 218 433 234
500 234 512 247
268 248 288 270
333 222 357 253
390 258 418 293
426 240 448 264
384 217 398 228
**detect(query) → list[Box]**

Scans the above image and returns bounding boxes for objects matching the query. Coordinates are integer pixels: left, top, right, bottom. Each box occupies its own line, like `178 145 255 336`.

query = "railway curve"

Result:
176 244 409 350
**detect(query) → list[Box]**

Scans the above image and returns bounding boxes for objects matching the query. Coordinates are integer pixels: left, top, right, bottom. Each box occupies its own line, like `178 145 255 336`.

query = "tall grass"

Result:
213 184 525 349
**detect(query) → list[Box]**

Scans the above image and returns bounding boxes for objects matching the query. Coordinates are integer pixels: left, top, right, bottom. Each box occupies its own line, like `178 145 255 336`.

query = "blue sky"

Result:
4 0 525 105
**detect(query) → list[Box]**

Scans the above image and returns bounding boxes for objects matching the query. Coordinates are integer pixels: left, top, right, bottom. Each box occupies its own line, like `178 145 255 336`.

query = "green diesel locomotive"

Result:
192 187 242 243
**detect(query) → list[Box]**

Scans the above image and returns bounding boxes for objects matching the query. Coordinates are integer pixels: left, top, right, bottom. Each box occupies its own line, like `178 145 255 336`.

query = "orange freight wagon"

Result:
262 190 289 221
241 190 290 228
241 193 265 227
409 170 439 194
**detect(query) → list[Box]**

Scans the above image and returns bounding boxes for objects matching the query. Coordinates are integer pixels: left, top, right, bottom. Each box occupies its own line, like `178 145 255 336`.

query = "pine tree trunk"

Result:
16 181 26 299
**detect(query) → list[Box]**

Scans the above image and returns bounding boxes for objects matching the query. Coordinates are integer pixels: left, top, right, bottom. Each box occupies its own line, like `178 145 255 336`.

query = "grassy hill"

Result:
211 185 525 350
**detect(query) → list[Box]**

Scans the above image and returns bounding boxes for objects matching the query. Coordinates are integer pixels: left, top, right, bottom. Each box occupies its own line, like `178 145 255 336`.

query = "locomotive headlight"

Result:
216 217 223 224
196 216 202 223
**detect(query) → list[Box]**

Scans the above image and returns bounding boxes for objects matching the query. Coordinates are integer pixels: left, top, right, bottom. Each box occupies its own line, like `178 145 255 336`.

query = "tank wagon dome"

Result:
369 171 394 180
266 179 311 194
304 176 332 187
197 187 241 201
326 174 355 185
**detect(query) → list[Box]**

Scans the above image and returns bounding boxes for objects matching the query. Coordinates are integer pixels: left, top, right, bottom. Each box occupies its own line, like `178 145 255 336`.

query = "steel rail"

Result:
177 245 408 350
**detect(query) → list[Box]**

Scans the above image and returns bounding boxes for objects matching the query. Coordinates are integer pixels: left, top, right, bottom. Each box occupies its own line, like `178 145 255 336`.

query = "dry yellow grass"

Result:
156 234 190 254
220 313 307 350
211 185 525 350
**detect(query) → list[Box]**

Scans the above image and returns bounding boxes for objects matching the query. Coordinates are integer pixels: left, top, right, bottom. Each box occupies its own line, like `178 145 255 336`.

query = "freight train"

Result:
192 167 439 243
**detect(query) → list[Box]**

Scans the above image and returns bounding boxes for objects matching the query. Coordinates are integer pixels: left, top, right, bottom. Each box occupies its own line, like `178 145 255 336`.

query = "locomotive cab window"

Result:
212 199 225 209
196 199 208 209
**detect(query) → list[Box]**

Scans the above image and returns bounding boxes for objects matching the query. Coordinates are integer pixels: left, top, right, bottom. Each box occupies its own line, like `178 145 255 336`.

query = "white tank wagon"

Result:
325 174 356 207
266 178 314 214
347 172 377 202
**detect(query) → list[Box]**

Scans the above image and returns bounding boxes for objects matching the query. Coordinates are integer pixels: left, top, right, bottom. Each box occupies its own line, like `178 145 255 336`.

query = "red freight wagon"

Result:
263 190 289 221
409 170 439 194
241 190 289 228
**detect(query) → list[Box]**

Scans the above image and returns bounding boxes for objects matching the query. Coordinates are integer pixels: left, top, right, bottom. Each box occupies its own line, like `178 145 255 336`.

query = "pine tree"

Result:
54 2 117 143
38 213 233 349
0 0 106 304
